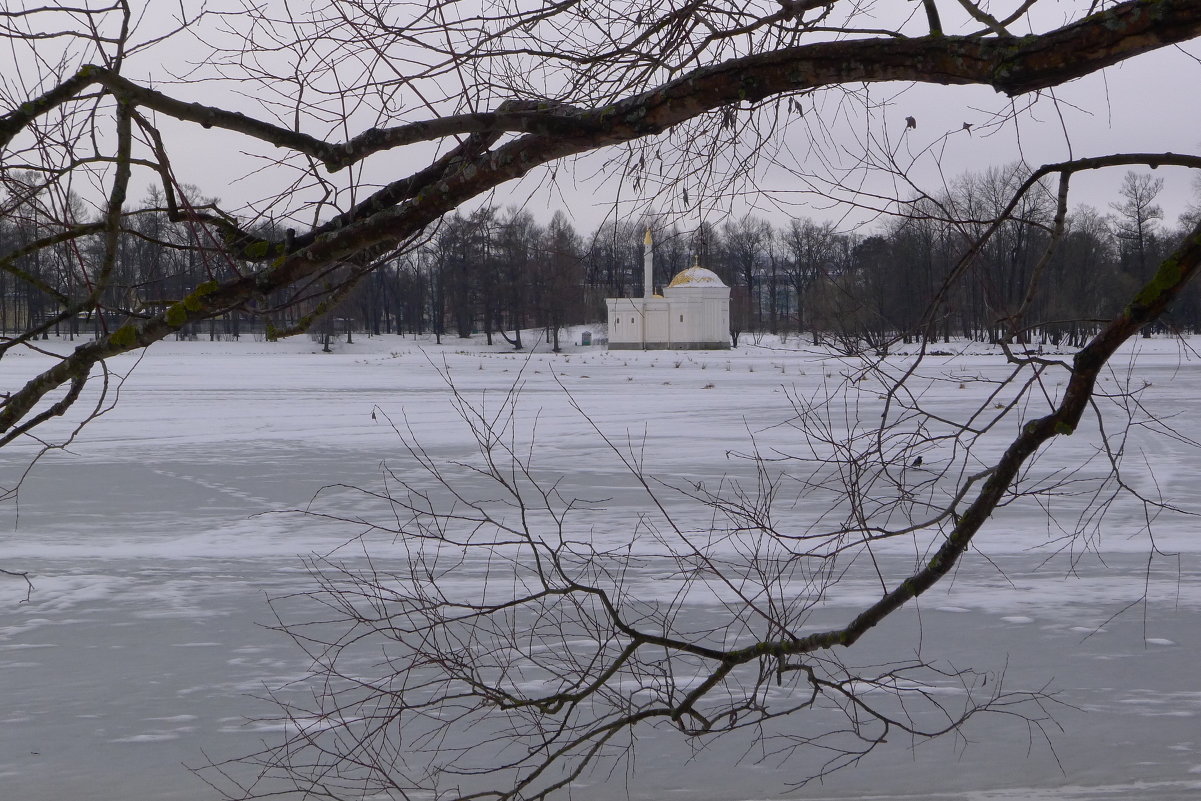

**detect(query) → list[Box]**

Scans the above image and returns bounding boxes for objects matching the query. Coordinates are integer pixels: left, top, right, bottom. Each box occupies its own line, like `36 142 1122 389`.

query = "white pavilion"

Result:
605 230 731 350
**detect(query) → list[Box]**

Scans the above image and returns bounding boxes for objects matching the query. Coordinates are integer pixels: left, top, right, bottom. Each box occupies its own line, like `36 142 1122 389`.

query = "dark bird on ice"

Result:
909 455 923 468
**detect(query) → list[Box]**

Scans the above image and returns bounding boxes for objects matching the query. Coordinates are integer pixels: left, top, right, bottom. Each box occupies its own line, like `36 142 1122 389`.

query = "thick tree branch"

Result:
922 0 944 36
735 214 1201 662
6 1 1197 175
5 0 1201 500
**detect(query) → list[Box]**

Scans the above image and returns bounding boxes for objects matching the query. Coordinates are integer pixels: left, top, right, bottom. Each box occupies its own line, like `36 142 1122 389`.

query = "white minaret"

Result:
643 228 653 299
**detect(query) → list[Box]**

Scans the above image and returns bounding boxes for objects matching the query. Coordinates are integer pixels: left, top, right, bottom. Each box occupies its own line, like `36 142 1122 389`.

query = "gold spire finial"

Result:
644 228 652 246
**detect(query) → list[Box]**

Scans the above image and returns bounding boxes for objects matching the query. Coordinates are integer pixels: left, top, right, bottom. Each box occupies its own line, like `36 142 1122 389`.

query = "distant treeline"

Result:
2 164 1198 350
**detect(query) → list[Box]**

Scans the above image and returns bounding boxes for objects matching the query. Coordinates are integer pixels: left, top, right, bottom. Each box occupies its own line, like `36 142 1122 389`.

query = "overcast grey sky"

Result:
4 1 1199 235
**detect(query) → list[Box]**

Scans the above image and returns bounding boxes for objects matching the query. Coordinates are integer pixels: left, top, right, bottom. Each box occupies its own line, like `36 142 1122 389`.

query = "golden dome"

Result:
667 266 725 288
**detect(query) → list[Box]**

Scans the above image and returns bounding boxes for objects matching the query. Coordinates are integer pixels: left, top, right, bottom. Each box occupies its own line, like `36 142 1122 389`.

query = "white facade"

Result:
606 232 731 350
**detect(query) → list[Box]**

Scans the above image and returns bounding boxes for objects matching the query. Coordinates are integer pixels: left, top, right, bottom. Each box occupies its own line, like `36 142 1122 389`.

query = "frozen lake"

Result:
2 334 1199 800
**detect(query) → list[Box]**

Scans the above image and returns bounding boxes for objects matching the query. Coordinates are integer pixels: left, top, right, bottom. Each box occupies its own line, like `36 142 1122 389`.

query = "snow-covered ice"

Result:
1 332 1199 800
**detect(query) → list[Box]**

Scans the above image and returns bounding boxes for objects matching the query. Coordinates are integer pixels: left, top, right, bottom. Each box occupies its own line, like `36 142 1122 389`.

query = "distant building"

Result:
606 230 731 350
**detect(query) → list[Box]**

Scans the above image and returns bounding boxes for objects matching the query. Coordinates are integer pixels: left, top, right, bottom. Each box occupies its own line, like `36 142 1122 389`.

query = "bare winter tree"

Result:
5 1 1201 800
1111 171 1167 283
